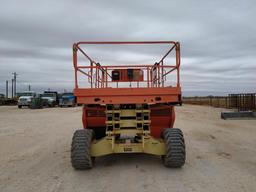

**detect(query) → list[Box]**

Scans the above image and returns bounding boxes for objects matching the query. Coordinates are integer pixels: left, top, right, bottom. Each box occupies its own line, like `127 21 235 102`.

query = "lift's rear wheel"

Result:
163 128 186 168
71 129 93 169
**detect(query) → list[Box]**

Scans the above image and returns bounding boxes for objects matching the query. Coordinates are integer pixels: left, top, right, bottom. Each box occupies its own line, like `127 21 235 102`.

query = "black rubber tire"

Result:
163 128 186 168
71 129 93 170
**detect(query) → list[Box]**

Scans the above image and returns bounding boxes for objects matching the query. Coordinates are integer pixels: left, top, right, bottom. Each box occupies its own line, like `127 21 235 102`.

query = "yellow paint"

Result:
90 135 166 157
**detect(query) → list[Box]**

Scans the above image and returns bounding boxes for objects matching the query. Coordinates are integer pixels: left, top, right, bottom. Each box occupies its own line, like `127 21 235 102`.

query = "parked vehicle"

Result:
59 92 76 107
41 91 58 107
0 94 5 105
17 91 36 108
30 97 44 109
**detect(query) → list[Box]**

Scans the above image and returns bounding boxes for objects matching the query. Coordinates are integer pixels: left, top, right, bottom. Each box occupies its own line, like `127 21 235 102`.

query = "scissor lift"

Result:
71 41 185 169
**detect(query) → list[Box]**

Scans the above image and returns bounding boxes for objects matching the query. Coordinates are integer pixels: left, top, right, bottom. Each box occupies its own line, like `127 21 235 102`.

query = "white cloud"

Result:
0 0 255 95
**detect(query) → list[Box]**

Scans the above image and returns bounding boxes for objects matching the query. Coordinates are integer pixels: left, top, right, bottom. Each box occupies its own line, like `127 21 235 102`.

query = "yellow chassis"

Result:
91 105 166 157
91 130 166 157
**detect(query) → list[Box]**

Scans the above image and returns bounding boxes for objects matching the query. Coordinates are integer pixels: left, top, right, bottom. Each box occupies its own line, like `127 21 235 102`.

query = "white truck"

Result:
17 91 36 108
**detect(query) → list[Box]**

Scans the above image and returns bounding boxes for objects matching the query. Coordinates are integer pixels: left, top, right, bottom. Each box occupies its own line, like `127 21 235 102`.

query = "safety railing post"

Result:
105 67 108 88
73 44 78 89
161 61 164 87
90 61 93 88
176 43 180 87
147 67 149 87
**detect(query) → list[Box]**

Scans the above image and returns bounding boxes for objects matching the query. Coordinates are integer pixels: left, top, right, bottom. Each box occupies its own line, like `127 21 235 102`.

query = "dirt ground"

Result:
0 105 255 192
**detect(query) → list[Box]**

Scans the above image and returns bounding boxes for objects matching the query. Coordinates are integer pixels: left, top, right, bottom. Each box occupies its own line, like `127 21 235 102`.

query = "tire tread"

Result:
71 129 93 169
163 128 186 168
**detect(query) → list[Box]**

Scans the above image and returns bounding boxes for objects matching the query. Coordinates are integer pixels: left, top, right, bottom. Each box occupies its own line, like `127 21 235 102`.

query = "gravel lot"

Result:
0 105 256 192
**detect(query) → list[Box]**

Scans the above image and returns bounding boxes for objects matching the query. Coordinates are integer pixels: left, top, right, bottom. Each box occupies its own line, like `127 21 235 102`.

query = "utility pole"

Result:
11 79 14 98
6 80 8 98
12 72 17 97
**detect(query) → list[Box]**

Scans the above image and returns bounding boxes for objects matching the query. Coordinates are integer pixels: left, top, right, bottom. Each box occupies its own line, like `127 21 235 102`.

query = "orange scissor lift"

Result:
71 41 185 169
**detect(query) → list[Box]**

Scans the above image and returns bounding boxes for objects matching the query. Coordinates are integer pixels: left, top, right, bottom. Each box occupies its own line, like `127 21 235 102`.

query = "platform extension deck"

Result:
73 41 182 105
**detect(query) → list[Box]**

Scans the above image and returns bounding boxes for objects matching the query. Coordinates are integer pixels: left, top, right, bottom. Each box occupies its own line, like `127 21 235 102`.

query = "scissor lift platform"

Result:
71 41 186 169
